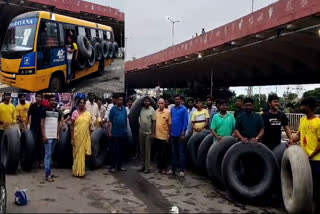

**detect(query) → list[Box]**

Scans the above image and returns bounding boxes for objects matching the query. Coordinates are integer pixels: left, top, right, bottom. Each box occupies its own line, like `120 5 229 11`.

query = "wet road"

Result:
6 161 285 213
0 59 124 93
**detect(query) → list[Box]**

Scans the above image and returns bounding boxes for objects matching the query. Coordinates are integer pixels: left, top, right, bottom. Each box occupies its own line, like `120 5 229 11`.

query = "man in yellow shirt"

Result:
0 93 17 141
293 97 320 213
191 98 210 134
154 98 172 174
16 94 30 130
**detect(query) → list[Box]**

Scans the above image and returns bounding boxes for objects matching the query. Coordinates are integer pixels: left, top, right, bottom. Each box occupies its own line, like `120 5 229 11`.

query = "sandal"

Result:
46 176 54 182
51 174 59 178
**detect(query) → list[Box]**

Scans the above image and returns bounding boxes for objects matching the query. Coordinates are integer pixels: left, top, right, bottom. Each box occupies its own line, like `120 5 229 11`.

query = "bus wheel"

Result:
49 74 62 92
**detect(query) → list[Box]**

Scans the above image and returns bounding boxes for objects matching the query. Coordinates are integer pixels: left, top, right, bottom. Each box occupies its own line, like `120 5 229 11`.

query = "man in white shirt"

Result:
86 93 99 130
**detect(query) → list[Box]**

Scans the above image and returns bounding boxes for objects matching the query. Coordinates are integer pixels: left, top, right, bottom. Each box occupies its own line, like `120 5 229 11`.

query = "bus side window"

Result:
98 30 103 40
106 31 111 41
45 22 59 47
78 27 86 37
90 28 96 42
58 23 65 46
103 31 107 40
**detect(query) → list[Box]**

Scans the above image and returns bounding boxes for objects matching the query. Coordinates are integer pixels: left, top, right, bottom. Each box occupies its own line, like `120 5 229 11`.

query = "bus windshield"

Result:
1 17 38 52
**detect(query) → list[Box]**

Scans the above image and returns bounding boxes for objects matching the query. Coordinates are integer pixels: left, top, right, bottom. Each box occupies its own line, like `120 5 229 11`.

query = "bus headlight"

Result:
19 68 35 75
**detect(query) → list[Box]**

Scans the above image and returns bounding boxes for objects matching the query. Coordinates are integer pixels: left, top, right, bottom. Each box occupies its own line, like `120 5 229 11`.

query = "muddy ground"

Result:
6 161 285 213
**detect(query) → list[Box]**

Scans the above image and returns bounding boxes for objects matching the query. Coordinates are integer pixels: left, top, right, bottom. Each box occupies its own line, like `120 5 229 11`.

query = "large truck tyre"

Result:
77 35 92 59
272 143 287 170
206 136 237 187
107 41 114 59
86 45 96 68
1 127 20 174
20 129 35 171
101 40 108 59
222 142 278 203
128 96 157 135
112 42 119 58
281 145 313 214
187 130 211 170
94 42 102 61
87 128 108 170
198 134 214 172
54 126 73 168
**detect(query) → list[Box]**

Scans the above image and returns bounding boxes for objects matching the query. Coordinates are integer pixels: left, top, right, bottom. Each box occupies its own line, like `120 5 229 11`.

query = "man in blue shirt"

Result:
108 94 128 173
167 95 188 177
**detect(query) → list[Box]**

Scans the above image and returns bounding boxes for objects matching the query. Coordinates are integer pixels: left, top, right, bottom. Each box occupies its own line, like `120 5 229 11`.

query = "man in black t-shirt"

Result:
27 92 45 168
262 94 293 150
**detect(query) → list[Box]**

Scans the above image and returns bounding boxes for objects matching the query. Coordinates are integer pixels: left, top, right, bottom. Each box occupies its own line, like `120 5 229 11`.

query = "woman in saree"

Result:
71 98 92 177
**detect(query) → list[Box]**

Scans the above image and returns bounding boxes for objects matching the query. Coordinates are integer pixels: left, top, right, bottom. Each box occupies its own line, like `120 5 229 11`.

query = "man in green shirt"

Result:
211 99 236 141
138 96 156 174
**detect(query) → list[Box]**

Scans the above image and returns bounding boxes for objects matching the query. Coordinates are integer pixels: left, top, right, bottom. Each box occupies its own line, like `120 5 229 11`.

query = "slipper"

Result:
46 176 54 182
51 174 59 178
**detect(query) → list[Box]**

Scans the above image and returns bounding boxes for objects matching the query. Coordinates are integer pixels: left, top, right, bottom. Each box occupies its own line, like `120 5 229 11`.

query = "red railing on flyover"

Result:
126 0 320 72
26 0 124 22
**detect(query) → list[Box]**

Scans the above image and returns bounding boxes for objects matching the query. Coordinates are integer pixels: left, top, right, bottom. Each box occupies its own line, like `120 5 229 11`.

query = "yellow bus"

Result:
0 11 120 92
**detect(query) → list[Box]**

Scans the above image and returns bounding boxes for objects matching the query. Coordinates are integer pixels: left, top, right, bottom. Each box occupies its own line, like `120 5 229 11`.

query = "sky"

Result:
125 0 320 96
84 0 124 12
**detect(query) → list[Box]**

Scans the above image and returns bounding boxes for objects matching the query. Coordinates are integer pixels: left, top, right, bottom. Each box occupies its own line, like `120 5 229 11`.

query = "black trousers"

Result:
310 160 320 201
31 127 44 163
154 138 171 170
110 136 127 169
0 130 4 159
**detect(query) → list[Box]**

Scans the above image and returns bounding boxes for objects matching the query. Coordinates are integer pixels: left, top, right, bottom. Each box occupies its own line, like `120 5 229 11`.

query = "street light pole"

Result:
167 17 180 45
251 0 254 13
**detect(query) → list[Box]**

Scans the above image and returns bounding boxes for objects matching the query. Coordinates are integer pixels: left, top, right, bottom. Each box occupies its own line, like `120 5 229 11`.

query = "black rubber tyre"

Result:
272 143 287 169
101 40 108 59
48 74 63 92
0 170 6 214
20 129 35 171
107 41 114 59
222 142 278 203
206 136 237 187
187 130 211 170
87 128 108 170
1 127 20 174
77 35 92 59
112 42 119 58
198 134 214 172
86 45 96 68
281 145 313 214
54 126 73 168
128 96 158 135
94 42 102 61
75 54 86 71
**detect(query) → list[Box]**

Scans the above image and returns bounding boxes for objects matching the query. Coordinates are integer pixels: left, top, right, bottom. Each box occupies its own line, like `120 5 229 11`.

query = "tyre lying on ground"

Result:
94 42 102 61
206 136 237 187
221 142 278 203
54 125 73 168
281 145 313 214
20 129 35 171
86 45 96 68
128 96 158 135
87 128 108 170
77 35 92 59
1 127 21 174
187 130 211 170
197 134 214 172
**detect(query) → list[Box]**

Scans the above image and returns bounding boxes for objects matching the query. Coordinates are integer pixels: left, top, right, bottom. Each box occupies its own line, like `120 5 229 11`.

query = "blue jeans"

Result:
67 59 72 81
45 139 56 177
171 136 185 172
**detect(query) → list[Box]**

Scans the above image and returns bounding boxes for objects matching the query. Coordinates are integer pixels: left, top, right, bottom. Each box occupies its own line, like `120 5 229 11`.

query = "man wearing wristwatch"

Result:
234 97 264 143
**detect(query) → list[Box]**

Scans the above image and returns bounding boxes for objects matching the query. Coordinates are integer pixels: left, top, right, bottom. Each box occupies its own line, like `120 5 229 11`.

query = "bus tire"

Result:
1 127 20 174
128 96 157 135
20 129 35 171
222 142 278 203
112 42 119 58
272 143 287 170
54 125 73 168
206 136 237 187
49 73 63 92
101 40 108 59
86 45 96 68
77 35 92 59
107 41 114 59
281 145 313 214
198 134 214 172
94 42 102 61
87 128 108 170
187 130 211 170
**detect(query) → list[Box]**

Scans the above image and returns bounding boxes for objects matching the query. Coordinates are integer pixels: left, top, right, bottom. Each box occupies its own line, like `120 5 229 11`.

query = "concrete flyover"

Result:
125 0 320 89
0 0 124 47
